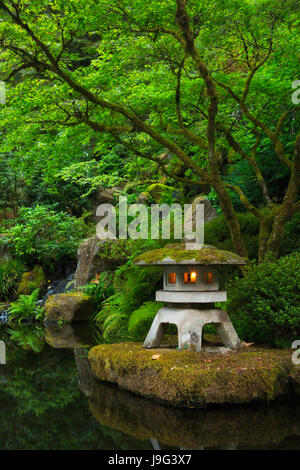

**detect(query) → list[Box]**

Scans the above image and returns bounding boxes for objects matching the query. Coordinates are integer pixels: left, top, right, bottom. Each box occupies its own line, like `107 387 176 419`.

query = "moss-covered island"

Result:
88 343 300 408
133 244 246 266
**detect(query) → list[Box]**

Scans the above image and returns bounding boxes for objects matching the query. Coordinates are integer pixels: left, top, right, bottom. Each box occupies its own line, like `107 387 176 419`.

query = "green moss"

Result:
146 183 176 203
44 292 96 324
17 265 46 296
88 343 297 408
134 243 246 266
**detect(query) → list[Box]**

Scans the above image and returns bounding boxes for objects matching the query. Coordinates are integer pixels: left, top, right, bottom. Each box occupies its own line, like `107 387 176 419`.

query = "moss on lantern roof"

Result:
133 243 246 266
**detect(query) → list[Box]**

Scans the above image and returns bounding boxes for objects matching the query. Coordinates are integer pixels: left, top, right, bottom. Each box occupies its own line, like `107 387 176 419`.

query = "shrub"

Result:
204 212 259 259
6 205 87 268
8 289 44 324
227 252 300 347
281 212 300 256
0 258 25 301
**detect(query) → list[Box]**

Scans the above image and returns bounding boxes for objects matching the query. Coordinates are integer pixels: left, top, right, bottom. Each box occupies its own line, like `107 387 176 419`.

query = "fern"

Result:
102 313 128 342
8 289 44 324
128 301 163 340
8 324 44 352
94 265 162 340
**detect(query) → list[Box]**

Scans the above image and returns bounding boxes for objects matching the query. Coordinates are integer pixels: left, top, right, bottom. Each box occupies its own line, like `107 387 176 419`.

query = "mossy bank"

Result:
88 343 300 408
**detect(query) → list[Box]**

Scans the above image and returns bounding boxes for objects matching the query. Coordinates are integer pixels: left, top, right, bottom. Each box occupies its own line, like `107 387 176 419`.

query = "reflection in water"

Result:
44 323 98 350
89 379 300 450
0 322 299 450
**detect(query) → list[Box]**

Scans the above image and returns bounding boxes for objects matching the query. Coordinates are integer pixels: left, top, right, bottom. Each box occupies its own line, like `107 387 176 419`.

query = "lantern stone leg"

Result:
143 307 241 352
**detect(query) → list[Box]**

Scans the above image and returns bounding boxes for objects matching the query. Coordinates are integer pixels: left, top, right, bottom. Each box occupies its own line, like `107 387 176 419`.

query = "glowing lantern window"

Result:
204 272 213 283
184 272 197 284
168 272 176 284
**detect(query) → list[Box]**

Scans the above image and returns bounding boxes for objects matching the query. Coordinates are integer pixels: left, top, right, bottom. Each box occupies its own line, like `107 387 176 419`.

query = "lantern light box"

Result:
134 244 246 352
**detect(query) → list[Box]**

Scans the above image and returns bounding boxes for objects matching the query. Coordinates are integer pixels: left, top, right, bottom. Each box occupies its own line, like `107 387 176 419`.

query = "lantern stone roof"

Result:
133 243 246 266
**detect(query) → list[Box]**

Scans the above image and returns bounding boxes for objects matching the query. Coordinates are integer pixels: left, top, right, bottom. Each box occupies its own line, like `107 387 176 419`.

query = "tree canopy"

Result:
0 0 299 261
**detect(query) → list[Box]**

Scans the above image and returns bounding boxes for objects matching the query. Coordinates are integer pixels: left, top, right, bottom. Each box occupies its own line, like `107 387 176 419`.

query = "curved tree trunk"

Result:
266 135 300 260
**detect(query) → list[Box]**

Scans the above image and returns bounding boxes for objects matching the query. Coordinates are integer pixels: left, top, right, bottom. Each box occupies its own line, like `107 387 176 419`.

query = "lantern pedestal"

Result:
144 307 241 352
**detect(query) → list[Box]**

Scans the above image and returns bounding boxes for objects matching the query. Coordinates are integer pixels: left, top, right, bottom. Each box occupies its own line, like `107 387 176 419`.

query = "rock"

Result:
137 191 151 203
74 237 101 287
89 184 126 223
44 292 96 325
185 195 218 231
94 188 115 204
145 183 180 203
74 237 130 287
17 265 47 296
88 342 299 408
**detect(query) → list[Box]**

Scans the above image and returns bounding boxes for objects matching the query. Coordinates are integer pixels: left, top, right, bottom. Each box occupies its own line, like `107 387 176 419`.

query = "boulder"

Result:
137 191 151 203
74 237 129 288
89 184 126 223
185 195 218 230
88 342 299 408
17 265 47 296
44 292 96 325
145 183 180 203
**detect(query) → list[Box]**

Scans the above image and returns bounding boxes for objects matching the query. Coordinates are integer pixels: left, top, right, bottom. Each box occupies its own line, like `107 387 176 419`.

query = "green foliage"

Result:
17 265 46 296
57 154 128 197
8 289 44 324
128 301 163 340
8 324 45 353
227 252 300 347
95 263 163 341
6 206 88 268
0 258 25 301
82 271 115 310
205 211 300 261
280 212 300 256
0 0 297 265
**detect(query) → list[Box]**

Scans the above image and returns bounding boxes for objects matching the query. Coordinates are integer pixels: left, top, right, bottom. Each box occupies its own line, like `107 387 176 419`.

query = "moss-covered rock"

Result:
17 265 46 296
44 292 96 325
74 237 131 287
145 183 178 203
134 243 246 266
88 343 299 408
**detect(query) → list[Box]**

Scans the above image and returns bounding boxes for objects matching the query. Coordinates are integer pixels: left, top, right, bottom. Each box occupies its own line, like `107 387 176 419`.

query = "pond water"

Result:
0 322 299 450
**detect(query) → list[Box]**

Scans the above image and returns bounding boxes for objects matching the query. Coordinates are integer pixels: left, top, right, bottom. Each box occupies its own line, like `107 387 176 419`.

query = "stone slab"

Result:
155 290 227 303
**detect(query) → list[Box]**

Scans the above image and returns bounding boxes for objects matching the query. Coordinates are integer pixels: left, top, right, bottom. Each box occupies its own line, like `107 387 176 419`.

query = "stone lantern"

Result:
133 244 246 352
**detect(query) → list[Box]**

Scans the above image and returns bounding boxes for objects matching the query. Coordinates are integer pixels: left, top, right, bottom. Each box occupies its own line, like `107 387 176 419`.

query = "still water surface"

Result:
0 322 299 450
